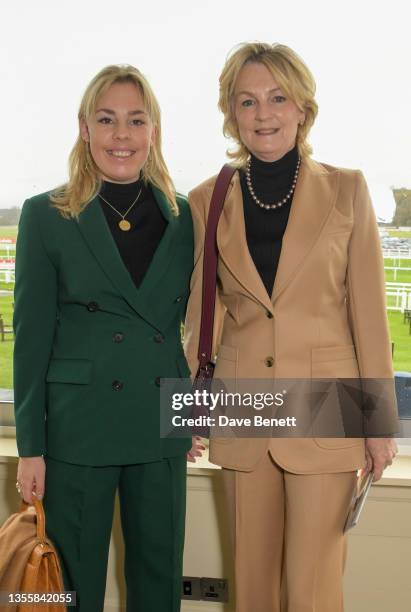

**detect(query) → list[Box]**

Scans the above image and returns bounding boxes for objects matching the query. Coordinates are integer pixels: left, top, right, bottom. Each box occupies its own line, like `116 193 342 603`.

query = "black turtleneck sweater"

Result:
240 146 299 296
99 178 166 288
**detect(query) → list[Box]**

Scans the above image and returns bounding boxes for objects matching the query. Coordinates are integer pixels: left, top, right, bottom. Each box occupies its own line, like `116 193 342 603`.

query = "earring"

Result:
84 145 90 171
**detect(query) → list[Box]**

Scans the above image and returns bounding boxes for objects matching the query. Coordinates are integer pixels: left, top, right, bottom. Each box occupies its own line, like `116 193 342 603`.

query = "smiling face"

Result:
80 81 155 184
233 61 305 162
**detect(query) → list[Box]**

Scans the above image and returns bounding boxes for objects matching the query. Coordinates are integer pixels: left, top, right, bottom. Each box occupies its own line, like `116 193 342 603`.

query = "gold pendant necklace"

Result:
99 186 142 231
119 219 131 231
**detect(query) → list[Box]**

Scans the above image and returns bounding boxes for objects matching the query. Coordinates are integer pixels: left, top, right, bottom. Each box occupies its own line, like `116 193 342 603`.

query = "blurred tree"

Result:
0 207 20 225
392 189 411 226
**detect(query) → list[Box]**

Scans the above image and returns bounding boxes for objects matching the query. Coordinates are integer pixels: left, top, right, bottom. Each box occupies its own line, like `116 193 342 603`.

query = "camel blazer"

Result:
184 157 399 474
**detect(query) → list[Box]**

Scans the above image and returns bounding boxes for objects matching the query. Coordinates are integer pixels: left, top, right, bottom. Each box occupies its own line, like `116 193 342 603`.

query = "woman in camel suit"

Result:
184 42 399 612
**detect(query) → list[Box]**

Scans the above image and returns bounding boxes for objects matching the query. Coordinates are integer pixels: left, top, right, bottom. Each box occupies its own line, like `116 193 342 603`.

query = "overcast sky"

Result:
1 0 410 221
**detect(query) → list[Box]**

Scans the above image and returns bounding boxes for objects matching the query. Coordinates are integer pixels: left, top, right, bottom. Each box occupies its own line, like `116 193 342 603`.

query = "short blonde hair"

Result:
51 64 178 217
219 42 318 165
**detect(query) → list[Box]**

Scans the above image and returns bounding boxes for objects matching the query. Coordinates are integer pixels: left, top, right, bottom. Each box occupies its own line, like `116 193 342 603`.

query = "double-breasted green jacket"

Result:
13 186 193 466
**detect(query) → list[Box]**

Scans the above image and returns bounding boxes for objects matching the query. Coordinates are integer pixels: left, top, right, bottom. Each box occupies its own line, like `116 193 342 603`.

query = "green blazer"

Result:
13 186 193 465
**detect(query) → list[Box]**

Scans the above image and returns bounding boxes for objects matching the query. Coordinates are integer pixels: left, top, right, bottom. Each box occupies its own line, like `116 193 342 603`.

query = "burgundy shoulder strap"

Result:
197 164 236 370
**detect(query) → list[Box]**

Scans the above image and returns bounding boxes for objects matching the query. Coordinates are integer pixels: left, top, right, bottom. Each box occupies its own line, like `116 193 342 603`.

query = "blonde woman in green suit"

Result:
13 65 199 612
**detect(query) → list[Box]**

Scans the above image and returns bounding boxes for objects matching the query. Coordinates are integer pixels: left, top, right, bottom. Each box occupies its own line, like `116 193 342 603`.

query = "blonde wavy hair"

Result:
219 42 318 166
51 64 178 217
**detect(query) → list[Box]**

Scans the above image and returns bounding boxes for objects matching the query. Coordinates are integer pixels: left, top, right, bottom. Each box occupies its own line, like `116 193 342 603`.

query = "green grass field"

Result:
387 230 411 238
0 252 15 260
0 226 17 285
0 293 14 390
388 311 411 372
0 226 18 240
0 226 17 292
384 259 411 286
385 269 411 283
1 225 410 390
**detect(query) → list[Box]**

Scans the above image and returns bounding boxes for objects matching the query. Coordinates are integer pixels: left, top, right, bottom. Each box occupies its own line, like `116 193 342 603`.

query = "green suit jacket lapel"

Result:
137 185 179 296
76 186 178 330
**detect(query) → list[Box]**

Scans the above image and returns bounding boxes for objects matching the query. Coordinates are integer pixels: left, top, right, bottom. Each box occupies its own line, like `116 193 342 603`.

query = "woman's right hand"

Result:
187 436 206 463
16 456 46 504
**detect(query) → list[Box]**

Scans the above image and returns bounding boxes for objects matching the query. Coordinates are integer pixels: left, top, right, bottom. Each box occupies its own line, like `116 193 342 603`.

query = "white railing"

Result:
382 249 411 261
0 269 15 284
384 266 411 281
0 240 16 260
385 282 411 312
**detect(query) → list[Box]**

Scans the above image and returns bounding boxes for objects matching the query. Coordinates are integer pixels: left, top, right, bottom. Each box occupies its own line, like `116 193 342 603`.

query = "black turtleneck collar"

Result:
245 146 300 204
240 145 299 296
99 177 146 209
97 175 166 288
249 145 299 180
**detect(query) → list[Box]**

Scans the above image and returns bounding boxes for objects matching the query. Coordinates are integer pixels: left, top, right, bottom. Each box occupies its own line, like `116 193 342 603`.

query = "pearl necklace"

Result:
245 155 301 210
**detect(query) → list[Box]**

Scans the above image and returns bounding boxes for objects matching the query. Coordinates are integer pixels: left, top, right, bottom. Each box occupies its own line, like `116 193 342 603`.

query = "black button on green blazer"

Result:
13 186 193 466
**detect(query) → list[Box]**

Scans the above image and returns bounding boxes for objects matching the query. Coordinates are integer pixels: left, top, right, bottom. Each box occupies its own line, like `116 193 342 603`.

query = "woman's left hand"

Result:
363 438 398 482
187 436 206 463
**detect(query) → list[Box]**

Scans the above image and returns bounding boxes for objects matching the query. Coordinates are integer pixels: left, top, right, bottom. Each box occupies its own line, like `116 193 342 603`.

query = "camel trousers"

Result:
222 451 357 612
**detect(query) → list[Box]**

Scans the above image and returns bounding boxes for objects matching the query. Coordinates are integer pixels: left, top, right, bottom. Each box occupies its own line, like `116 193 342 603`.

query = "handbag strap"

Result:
20 497 46 541
197 164 236 370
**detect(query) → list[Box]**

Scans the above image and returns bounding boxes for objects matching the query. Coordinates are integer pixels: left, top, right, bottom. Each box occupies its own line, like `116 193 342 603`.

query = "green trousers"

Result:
43 454 187 612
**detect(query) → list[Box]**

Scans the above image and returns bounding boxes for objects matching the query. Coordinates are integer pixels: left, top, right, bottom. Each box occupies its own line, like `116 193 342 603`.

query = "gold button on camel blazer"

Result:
184 157 399 474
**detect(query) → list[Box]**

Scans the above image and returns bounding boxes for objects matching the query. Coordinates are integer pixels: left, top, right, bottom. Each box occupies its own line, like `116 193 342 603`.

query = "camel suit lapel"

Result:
216 158 338 309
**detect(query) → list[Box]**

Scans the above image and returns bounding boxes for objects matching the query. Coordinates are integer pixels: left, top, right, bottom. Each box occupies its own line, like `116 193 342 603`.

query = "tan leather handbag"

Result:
0 498 67 612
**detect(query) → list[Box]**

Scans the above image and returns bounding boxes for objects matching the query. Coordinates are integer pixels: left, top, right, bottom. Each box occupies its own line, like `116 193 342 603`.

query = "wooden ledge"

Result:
1 437 410 487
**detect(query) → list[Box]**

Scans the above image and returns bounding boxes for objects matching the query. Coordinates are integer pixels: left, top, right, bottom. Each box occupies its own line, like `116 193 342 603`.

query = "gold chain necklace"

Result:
245 156 301 210
99 186 142 231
